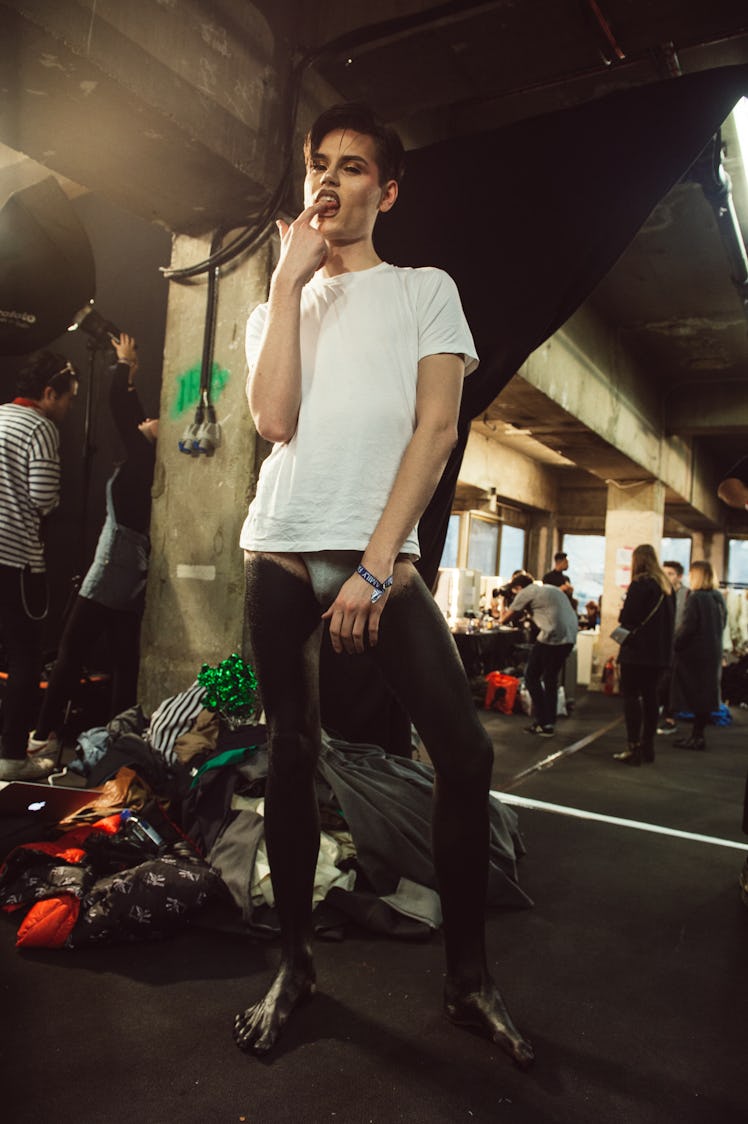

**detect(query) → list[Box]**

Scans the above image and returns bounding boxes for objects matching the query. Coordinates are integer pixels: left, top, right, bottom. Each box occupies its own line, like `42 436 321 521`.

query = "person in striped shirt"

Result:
0 350 77 781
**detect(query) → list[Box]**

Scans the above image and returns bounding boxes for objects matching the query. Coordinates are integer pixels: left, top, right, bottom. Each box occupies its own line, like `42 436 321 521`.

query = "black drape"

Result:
376 62 748 586
320 63 748 752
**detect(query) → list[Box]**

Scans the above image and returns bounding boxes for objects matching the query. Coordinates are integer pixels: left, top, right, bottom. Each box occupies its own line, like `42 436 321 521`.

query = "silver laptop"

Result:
0 781 101 824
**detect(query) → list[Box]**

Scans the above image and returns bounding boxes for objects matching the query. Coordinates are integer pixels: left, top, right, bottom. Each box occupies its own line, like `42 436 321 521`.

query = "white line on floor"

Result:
492 790 748 851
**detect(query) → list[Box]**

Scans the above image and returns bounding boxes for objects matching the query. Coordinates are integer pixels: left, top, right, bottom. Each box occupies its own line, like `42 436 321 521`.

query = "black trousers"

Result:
524 641 573 728
0 564 46 759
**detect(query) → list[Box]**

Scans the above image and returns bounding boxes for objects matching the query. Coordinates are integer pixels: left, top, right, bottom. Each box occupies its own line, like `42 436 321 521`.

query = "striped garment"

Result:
0 402 61 572
146 680 206 763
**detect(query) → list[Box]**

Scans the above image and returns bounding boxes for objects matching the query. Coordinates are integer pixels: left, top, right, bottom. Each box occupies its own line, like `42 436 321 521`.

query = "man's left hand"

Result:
321 571 391 655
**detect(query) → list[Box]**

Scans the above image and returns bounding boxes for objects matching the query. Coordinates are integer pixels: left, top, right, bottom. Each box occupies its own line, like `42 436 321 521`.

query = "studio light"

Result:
68 301 120 348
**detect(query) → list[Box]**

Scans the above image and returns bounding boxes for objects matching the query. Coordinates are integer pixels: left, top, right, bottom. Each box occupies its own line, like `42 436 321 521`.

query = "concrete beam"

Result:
460 430 558 513
664 380 748 435
1 0 286 233
520 302 724 526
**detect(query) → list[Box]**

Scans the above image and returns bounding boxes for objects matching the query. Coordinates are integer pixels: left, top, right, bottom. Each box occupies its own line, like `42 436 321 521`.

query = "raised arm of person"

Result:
247 203 329 443
110 333 146 452
322 352 464 654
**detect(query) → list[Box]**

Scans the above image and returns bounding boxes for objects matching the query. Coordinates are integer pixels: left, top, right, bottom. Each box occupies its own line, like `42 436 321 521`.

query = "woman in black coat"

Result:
671 560 727 750
613 544 675 766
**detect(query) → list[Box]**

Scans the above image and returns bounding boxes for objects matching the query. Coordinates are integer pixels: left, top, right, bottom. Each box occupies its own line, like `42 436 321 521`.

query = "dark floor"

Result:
1 689 747 1124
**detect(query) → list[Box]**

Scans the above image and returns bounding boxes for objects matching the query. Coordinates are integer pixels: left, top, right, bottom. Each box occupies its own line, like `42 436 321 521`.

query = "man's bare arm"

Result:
247 203 328 443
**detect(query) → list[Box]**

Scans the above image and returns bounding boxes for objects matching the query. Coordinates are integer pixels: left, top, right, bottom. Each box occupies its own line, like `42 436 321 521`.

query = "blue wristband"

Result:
356 564 394 604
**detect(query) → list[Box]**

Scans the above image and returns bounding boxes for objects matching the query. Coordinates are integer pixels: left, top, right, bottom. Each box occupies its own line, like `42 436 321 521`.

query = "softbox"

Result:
0 175 95 355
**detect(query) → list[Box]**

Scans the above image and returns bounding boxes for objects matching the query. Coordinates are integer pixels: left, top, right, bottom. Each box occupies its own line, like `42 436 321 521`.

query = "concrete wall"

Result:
139 234 272 711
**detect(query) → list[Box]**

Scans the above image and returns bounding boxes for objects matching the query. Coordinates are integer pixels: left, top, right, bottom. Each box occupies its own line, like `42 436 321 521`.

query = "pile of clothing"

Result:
1 678 532 949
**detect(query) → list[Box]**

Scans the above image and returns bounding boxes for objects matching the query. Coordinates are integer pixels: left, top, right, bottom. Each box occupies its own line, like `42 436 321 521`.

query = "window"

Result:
499 525 525 577
466 512 499 574
727 538 748 585
561 534 605 607
661 537 691 572
439 513 461 569
440 510 527 577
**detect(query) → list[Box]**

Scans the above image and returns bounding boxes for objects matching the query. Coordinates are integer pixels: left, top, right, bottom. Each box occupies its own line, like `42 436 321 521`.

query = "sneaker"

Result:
0 755 57 781
525 723 544 735
26 731 61 762
656 723 677 736
538 726 555 737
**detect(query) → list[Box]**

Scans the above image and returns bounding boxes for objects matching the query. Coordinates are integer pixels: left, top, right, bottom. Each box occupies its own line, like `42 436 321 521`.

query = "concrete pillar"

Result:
691 531 726 583
139 234 272 712
595 480 666 685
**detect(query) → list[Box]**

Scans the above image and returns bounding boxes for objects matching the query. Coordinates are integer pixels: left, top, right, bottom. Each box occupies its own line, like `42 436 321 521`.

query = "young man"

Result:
0 351 77 780
236 104 533 1068
542 551 573 595
499 573 578 736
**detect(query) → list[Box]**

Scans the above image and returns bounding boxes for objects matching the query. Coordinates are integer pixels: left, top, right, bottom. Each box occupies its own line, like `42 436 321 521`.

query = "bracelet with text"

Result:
356 564 394 604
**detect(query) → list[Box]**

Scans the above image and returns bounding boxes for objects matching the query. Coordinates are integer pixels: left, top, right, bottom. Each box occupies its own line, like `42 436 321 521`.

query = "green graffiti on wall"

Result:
170 362 230 419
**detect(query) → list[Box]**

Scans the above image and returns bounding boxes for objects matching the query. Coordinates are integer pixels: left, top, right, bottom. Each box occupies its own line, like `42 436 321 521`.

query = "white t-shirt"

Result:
240 262 478 557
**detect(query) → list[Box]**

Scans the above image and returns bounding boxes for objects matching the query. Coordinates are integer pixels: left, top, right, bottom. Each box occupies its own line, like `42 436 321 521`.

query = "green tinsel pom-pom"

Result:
197 653 259 725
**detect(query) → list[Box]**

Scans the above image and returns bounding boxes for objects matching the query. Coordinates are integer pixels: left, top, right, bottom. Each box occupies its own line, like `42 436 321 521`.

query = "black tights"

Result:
234 555 533 1067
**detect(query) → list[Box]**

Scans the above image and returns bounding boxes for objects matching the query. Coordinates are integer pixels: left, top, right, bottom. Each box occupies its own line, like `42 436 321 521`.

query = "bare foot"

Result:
234 960 316 1055
445 981 535 1070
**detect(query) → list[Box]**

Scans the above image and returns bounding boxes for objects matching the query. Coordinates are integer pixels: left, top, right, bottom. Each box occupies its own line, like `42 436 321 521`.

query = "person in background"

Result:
656 560 688 735
612 544 674 766
542 551 573 595
717 456 748 905
670 560 726 751
583 600 599 630
499 572 578 737
0 351 78 780
27 333 157 766
485 586 502 620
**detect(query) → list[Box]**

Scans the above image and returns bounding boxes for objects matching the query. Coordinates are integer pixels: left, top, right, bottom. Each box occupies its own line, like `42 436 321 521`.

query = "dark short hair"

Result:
16 351 78 399
511 573 534 591
662 560 684 577
304 103 406 186
554 552 568 563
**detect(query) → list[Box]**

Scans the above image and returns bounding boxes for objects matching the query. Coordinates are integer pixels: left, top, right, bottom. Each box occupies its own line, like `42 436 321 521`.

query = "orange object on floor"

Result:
484 672 519 715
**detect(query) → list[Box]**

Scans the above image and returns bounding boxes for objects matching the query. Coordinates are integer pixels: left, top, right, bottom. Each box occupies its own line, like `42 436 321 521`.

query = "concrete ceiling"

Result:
2 0 748 516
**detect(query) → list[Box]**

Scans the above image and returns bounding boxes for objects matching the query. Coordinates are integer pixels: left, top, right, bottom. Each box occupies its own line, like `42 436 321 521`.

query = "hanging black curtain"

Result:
320 62 748 752
376 61 748 586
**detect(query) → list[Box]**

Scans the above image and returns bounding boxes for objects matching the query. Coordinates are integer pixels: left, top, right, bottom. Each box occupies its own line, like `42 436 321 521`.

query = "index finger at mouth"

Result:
298 200 329 224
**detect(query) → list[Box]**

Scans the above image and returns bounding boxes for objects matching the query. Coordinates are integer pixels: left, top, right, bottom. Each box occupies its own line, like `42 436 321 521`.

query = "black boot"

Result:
640 742 655 763
613 743 642 766
674 735 706 750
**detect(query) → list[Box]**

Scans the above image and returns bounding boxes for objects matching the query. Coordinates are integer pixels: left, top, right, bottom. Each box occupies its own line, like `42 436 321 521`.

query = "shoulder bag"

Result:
610 591 664 645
